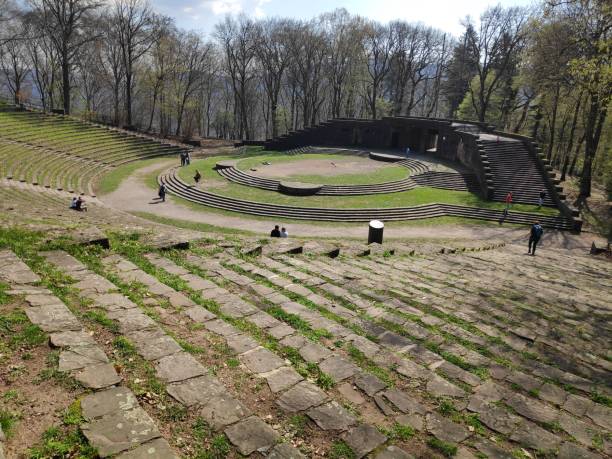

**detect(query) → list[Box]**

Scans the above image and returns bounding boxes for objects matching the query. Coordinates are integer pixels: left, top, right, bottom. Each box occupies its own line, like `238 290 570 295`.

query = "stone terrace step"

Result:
0 250 177 458
161 169 574 229
42 250 300 457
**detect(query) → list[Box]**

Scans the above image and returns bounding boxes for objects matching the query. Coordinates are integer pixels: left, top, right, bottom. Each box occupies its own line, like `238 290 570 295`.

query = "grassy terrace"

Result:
0 109 183 195
235 153 410 185
178 155 560 215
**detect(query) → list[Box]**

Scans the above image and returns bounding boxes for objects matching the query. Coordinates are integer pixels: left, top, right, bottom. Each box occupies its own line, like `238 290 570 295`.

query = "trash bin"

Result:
368 220 384 244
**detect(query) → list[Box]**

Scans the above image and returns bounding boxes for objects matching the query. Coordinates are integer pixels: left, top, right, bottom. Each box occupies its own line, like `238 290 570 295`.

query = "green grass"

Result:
0 310 47 349
235 153 409 185
27 425 98 459
329 440 356 459
427 437 458 457
97 157 171 195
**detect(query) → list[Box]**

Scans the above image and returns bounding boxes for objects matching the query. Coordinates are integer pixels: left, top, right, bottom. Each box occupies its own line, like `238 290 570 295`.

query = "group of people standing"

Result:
270 225 288 238
180 151 191 166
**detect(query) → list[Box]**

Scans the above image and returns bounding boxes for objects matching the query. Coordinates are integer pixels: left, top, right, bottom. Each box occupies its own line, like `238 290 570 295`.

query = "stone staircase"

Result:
478 139 560 206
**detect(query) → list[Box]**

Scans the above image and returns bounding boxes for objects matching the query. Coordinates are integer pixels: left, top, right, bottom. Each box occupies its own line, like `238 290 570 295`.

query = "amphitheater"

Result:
0 101 610 459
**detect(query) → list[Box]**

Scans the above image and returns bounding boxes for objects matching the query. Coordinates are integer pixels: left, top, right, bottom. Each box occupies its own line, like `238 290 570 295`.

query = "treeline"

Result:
0 0 609 198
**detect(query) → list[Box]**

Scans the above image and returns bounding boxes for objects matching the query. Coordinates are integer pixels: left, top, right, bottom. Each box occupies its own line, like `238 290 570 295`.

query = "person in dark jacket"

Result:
528 221 544 255
158 184 167 202
270 225 281 237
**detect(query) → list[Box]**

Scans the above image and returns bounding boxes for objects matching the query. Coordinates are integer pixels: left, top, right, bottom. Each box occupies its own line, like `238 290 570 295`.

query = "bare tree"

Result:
464 6 528 122
216 16 256 139
0 18 30 103
254 18 292 138
172 32 212 136
28 0 101 114
362 21 395 119
115 0 159 127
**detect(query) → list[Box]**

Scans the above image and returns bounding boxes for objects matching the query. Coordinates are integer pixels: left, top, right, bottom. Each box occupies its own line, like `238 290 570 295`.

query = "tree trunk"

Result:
61 46 70 114
125 70 133 126
579 93 608 198
546 85 560 160
568 134 585 177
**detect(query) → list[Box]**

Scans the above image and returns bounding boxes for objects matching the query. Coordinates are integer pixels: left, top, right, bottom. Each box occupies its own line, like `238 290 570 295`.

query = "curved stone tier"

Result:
279 181 323 196
215 160 239 169
160 168 574 229
368 152 407 162
217 161 479 195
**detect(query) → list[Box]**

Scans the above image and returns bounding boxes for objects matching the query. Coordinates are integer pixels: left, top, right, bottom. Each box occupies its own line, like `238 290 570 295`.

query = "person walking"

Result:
194 170 202 184
538 190 546 209
528 221 544 256
504 192 513 215
158 184 167 202
186 151 191 165
179 152 185 167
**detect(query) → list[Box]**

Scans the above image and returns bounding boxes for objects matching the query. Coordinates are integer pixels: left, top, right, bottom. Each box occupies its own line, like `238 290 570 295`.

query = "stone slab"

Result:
306 401 356 431
81 387 139 420
115 439 179 459
49 330 96 347
337 383 366 405
108 310 157 333
426 375 466 398
318 356 358 382
81 407 160 457
240 347 285 375
426 413 472 443
75 274 117 295
509 420 561 451
59 345 109 371
268 323 295 339
200 395 251 430
224 416 279 455
224 333 258 355
383 389 427 415
374 446 413 459
265 366 303 393
128 330 182 361
25 304 81 332
93 293 137 312
342 424 387 459
299 342 332 363
203 319 240 337
166 375 226 407
154 353 206 383
276 381 328 412
267 443 306 459
75 363 122 389
395 413 424 432
184 306 216 323
505 392 559 424
354 373 387 396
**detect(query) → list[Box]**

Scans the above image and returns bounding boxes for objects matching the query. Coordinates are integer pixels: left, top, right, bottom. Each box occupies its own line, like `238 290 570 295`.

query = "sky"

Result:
151 0 534 38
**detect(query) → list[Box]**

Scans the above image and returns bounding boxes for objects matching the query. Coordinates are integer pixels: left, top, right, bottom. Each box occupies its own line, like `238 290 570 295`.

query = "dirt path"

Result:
101 161 603 251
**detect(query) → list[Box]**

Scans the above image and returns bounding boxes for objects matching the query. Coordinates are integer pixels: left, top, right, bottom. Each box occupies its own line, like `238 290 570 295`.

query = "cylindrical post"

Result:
368 220 384 244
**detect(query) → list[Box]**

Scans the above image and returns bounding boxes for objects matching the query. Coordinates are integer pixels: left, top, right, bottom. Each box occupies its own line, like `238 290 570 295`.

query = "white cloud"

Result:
254 0 270 18
206 0 243 15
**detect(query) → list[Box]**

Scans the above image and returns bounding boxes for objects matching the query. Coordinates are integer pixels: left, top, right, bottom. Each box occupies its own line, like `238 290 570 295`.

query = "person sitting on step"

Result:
70 197 77 209
75 196 87 212
270 225 281 238
280 227 288 238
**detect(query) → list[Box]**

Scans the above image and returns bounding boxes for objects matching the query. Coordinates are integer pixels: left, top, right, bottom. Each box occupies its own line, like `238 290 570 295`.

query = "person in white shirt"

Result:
280 227 288 238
